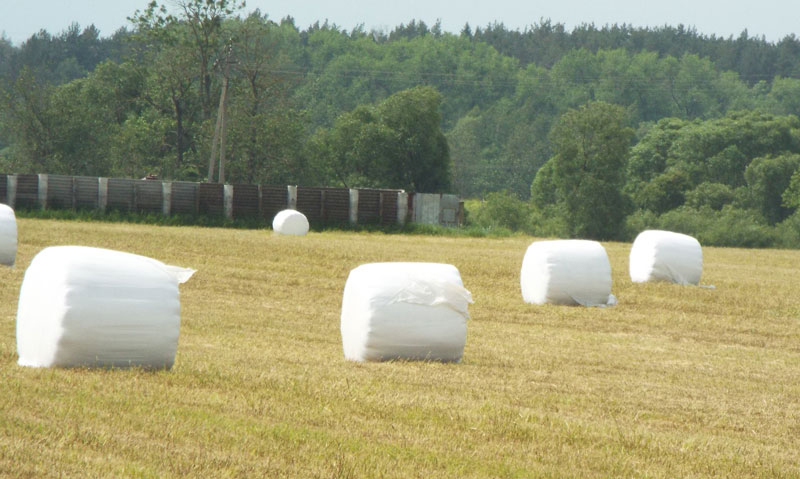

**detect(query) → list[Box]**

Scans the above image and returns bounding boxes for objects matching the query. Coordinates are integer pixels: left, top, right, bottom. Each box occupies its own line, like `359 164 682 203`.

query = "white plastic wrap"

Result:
16 246 195 369
0 204 17 266
340 262 473 362
520 239 616 307
629 230 702 285
272 209 309 236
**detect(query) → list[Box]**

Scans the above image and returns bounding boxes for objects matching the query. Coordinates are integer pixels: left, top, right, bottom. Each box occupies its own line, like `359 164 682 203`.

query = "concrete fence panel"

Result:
107 178 134 212
133 180 163 214
198 183 224 216
357 189 401 225
413 193 441 225
296 186 323 223
0 172 458 227
75 176 100 210
0 174 7 205
46 175 74 209
171 181 198 215
357 189 381 224
397 192 409 225
322 187 350 224
232 184 259 218
379 191 399 225
440 194 461 226
261 185 287 221
15 174 39 210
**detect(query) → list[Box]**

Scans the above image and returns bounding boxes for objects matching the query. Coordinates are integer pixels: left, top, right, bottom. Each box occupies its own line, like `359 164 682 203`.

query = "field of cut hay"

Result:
1 218 799 478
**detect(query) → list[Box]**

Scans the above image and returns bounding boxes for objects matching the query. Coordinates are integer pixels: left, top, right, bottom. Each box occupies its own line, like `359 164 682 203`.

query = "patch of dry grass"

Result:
1 219 799 477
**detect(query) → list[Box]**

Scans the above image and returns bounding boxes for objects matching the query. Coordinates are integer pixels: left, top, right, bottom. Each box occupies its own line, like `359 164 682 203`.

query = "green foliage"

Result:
623 205 800 249
634 169 691 214
6 11 800 249
547 101 634 240
783 169 800 210
625 111 800 228
311 86 451 192
530 158 557 209
768 77 800 117
469 190 532 232
744 153 800 224
659 206 778 248
685 182 735 211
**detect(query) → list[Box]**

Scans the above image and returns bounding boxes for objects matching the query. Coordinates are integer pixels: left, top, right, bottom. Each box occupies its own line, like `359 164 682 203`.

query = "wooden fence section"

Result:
0 173 462 227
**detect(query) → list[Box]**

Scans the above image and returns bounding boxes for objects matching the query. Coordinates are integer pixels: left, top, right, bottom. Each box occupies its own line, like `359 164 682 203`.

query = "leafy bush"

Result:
650 206 778 248
700 207 777 248
685 182 735 210
470 190 533 232
623 209 660 241
527 205 568 238
774 212 800 248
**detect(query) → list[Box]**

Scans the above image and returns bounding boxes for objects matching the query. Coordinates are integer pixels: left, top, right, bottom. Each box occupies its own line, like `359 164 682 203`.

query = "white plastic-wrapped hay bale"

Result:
272 209 309 236
16 246 195 369
629 230 702 285
520 239 616 306
341 262 473 362
0 204 16 266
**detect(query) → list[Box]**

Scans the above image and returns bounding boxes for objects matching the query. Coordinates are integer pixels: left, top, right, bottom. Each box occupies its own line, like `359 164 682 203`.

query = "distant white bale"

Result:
0 204 16 266
520 239 616 307
16 246 195 369
341 262 473 362
272 209 309 236
629 230 702 285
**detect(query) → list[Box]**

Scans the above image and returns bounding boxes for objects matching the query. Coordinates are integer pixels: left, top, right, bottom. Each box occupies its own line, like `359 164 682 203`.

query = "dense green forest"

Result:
2 0 800 246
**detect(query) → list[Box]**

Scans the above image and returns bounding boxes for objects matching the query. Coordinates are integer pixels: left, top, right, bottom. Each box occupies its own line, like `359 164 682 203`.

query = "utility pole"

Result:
208 41 235 183
217 73 229 184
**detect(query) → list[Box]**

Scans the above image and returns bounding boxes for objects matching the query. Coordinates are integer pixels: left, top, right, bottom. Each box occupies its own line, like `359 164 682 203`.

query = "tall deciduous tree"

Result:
376 86 451 192
0 67 56 172
546 101 633 239
130 0 245 120
312 86 451 192
220 12 306 185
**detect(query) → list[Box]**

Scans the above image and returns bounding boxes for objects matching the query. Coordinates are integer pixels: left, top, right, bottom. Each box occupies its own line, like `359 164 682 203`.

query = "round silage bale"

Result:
629 230 702 285
16 246 195 369
0 204 16 266
520 239 616 306
340 262 473 362
272 209 309 236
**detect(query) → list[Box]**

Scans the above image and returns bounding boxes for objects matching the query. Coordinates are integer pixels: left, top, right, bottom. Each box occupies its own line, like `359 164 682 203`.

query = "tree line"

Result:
1 0 800 246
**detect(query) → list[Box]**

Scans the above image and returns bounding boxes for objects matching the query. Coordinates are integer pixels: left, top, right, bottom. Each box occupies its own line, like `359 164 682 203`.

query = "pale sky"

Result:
1 0 797 46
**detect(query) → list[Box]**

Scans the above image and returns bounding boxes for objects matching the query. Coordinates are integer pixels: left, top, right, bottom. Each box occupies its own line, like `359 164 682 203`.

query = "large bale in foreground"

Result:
0 204 16 266
16 246 195 369
520 239 616 306
272 209 309 236
629 230 702 285
341 262 473 362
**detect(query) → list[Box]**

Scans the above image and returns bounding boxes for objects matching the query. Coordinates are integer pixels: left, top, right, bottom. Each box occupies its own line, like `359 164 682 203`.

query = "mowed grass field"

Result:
1 219 800 478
